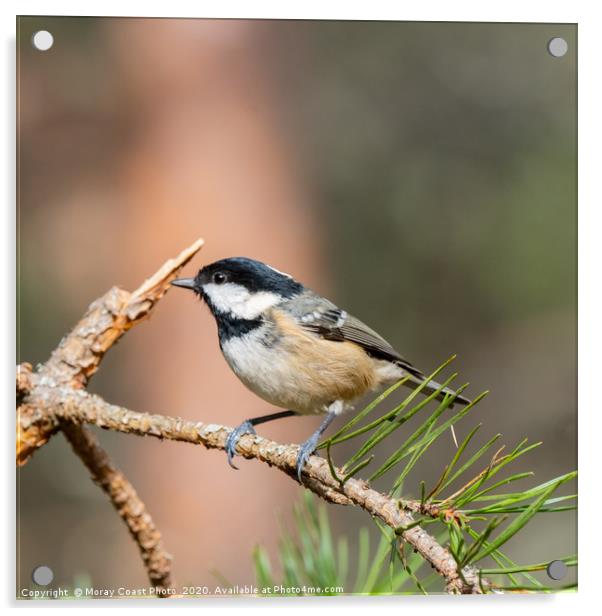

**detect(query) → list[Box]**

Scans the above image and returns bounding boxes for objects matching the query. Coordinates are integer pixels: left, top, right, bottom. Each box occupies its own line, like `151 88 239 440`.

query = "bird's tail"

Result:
394 362 471 449
397 361 471 407
390 361 470 448
408 374 469 449
412 376 471 406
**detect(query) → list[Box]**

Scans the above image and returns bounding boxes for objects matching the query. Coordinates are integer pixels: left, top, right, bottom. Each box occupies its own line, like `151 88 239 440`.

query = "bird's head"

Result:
171 257 303 320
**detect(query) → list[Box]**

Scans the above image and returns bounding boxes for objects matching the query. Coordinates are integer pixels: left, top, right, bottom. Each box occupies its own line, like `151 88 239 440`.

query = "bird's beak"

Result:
171 278 196 290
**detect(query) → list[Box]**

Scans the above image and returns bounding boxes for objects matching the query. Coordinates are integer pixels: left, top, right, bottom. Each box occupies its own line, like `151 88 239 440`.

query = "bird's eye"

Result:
213 272 227 285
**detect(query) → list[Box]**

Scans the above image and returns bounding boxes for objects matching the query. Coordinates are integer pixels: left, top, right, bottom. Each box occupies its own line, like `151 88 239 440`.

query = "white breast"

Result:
221 327 334 415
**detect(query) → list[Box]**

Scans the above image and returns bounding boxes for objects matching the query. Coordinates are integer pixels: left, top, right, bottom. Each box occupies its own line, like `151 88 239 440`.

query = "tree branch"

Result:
61 423 174 591
18 238 204 463
17 238 204 593
23 383 488 593
16 236 489 594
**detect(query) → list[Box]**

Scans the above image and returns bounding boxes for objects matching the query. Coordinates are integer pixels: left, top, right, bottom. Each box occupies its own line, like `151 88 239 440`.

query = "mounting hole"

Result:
547 37 568 58
546 560 568 580
32 565 54 586
31 30 54 52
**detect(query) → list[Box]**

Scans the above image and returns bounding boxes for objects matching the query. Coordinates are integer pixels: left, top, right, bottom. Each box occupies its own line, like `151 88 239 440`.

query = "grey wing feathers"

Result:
287 291 425 379
285 291 471 406
333 313 403 362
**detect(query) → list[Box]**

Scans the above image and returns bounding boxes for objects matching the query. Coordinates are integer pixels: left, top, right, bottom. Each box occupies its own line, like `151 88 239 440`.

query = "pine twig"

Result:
22 384 488 594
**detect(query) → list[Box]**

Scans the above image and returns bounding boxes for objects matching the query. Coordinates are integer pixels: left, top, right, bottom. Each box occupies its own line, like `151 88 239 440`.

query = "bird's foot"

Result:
225 420 256 469
295 409 338 482
296 434 320 482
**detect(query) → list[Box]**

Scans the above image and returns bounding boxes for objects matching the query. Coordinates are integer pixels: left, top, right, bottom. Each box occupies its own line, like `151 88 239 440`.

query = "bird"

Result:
171 257 470 481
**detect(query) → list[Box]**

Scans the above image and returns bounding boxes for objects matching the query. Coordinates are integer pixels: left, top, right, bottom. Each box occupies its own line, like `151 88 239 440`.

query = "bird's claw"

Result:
225 420 256 469
296 435 319 482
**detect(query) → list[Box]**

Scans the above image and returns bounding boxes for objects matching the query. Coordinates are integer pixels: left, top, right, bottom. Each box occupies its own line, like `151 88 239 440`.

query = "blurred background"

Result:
17 17 576 593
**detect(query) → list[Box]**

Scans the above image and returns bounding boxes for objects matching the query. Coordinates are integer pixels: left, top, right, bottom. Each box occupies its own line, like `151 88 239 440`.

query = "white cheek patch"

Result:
203 282 281 319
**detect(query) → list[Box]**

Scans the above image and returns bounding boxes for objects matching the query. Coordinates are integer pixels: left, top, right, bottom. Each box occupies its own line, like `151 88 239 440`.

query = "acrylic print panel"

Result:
17 17 577 598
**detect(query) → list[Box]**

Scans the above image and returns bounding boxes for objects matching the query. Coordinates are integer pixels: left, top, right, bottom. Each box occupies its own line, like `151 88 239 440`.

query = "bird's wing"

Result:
285 292 426 380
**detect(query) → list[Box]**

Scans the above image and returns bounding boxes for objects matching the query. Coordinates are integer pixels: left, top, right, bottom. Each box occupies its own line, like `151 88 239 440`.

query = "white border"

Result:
3 1 600 614
0 1 592 21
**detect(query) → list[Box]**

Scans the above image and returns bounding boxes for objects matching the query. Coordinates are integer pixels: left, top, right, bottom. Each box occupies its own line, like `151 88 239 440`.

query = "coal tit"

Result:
172 257 470 481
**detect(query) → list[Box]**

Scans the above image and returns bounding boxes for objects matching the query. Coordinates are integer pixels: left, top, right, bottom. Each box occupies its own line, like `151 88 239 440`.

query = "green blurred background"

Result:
17 17 576 594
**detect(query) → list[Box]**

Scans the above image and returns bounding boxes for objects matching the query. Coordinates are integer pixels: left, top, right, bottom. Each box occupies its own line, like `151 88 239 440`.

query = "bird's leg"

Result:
225 409 297 469
296 404 340 482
